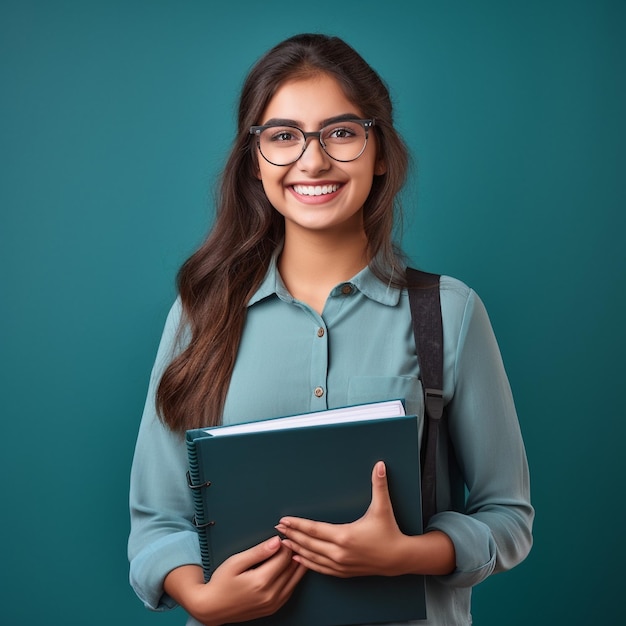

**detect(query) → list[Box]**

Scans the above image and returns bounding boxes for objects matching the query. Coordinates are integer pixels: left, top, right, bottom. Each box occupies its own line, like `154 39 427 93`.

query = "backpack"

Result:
406 268 444 527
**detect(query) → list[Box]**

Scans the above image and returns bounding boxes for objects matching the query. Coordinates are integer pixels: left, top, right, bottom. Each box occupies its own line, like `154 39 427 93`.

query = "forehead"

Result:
261 73 364 127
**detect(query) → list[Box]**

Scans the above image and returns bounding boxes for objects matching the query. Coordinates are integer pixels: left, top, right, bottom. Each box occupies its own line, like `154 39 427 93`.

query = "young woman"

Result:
128 33 533 626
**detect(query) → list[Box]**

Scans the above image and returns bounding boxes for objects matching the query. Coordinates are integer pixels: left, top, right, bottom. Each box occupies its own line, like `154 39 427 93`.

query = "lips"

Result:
292 183 341 196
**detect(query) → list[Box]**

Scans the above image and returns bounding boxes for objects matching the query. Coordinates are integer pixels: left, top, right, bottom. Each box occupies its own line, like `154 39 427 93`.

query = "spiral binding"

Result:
186 438 214 582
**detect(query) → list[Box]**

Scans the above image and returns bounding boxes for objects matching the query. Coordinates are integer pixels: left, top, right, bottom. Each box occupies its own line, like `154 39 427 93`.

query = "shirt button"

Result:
314 386 325 398
317 327 325 338
341 284 353 295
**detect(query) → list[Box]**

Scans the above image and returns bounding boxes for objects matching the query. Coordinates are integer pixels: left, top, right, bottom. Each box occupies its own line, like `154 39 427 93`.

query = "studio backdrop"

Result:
1 1 624 624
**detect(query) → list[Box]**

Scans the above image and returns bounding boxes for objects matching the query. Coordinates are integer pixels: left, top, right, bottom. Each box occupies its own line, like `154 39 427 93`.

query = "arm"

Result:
277 285 533 585
128 301 306 618
128 300 201 611
426 287 534 586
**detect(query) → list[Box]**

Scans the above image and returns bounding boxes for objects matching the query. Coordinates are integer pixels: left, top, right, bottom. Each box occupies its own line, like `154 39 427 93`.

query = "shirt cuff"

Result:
426 511 496 588
129 530 203 611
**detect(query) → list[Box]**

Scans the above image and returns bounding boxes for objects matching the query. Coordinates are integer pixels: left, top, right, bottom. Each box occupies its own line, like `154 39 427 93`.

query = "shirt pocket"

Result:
347 375 424 426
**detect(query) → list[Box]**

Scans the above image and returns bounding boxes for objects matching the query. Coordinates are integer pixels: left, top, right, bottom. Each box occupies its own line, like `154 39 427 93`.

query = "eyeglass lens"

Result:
258 121 368 165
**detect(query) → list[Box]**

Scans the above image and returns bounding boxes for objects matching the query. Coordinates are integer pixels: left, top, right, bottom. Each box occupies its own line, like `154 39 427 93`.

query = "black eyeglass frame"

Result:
249 118 375 166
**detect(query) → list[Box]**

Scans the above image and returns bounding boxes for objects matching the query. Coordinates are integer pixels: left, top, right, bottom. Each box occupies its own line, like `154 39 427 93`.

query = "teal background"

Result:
1 0 624 624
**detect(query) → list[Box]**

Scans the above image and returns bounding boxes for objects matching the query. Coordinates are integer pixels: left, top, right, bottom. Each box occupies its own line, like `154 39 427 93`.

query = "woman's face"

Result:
255 73 385 238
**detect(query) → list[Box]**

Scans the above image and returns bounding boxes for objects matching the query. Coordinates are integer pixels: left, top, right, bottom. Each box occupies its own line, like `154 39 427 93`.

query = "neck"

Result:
278 226 369 314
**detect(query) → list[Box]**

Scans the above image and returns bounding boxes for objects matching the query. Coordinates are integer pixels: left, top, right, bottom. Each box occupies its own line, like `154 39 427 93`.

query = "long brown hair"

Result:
157 33 410 433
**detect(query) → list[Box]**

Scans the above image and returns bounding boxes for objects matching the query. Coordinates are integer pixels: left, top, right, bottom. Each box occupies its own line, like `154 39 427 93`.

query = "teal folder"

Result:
186 400 426 625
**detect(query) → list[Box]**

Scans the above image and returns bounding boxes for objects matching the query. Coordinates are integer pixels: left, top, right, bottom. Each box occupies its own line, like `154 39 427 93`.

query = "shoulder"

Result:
163 297 184 331
439 274 473 301
403 269 486 312
431 274 475 320
436 275 503 375
401 271 480 320
439 274 491 329
430 275 495 362
402 270 488 340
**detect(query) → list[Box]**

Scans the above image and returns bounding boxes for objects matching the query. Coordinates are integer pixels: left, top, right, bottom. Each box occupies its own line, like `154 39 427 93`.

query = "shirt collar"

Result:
247 248 290 307
247 247 402 308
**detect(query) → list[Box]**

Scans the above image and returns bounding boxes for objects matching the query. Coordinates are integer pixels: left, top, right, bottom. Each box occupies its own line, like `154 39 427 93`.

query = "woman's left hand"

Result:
275 460 412 578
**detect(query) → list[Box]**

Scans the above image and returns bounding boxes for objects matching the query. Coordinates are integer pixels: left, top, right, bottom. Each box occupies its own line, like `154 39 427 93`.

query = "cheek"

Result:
257 162 291 200
257 176 283 212
257 161 280 186
354 168 377 203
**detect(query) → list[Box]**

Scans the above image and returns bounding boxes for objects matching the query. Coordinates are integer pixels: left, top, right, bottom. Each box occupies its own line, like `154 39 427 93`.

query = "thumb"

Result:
228 536 282 573
368 460 393 516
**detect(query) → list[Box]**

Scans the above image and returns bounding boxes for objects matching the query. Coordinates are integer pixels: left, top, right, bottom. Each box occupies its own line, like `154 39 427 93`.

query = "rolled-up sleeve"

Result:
427 287 534 588
128 300 202 610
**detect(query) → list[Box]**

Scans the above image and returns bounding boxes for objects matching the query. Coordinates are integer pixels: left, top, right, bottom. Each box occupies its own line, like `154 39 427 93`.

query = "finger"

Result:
274 559 308 593
279 522 361 575
291 551 352 578
227 536 282 574
368 460 394 516
282 536 348 574
277 516 338 542
257 552 308 602
283 535 336 563
276 521 339 560
252 541 300 579
266 562 309 612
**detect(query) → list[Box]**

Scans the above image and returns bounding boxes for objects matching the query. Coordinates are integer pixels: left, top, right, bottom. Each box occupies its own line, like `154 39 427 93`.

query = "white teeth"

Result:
293 184 340 196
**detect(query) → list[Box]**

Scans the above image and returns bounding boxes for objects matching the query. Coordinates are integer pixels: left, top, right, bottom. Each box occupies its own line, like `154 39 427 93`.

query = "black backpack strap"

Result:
406 268 444 527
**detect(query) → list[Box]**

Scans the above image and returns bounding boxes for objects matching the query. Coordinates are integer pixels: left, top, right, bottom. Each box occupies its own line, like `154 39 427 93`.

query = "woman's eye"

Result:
269 129 299 142
328 127 357 140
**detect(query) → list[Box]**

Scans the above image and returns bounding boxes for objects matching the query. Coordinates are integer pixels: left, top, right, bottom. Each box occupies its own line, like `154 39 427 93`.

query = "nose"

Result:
297 135 331 173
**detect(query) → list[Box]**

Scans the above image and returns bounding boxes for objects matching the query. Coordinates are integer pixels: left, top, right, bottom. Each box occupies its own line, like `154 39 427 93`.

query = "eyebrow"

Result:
261 113 364 128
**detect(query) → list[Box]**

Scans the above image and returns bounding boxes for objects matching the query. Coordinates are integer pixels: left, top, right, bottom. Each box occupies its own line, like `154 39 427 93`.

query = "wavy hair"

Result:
157 33 410 432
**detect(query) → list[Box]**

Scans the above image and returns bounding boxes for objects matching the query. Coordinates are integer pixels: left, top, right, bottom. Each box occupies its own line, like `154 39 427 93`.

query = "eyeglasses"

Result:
249 119 375 166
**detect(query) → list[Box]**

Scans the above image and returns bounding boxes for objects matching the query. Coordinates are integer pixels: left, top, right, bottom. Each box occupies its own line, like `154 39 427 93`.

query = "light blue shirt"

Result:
128 255 533 625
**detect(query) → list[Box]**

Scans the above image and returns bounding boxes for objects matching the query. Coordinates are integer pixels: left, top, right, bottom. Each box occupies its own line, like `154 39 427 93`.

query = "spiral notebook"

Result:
186 399 426 625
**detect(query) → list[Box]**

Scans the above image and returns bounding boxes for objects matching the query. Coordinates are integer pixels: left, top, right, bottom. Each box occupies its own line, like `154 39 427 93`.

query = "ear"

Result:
374 158 387 176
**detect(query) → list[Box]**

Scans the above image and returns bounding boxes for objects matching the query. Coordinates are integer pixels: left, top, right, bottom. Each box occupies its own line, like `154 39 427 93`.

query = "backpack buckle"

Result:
424 388 444 421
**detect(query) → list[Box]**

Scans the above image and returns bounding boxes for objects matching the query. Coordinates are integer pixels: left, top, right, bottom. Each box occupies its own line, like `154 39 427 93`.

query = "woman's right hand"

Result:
164 536 307 626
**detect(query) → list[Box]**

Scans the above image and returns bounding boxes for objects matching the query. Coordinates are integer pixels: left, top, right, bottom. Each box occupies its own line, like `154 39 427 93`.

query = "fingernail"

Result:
377 461 386 477
267 536 280 549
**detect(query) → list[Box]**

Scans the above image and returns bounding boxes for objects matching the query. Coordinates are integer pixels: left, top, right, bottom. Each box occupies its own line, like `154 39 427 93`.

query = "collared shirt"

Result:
128 255 533 626
223 257 424 424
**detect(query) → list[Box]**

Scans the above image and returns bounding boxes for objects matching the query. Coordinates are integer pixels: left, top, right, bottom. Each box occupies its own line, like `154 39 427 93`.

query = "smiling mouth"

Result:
292 184 341 196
